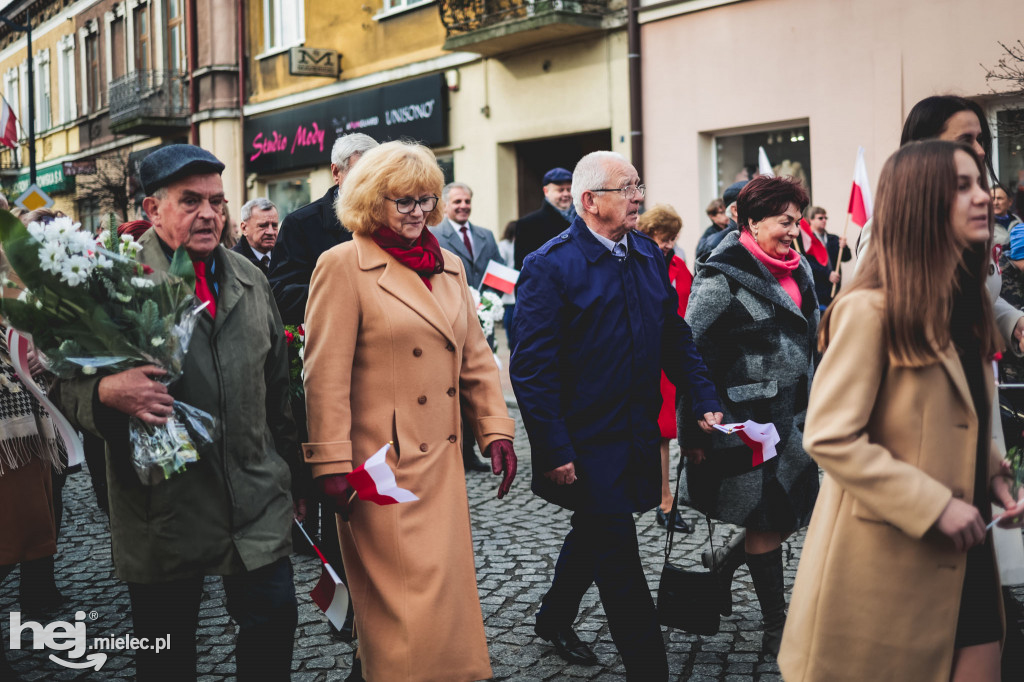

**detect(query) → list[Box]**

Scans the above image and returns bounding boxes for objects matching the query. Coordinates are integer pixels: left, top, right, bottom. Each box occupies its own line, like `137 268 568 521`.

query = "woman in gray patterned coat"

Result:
681 175 820 656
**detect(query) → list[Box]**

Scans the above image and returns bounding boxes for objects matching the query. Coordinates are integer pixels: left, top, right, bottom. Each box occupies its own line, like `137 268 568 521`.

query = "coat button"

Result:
952 488 965 499
413 347 423 357
447 387 456 397
417 395 427 404
446 342 455 352
419 443 428 452
448 435 457 443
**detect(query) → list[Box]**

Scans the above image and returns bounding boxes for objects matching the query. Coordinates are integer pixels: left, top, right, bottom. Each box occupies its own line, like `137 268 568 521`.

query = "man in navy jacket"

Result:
511 151 722 680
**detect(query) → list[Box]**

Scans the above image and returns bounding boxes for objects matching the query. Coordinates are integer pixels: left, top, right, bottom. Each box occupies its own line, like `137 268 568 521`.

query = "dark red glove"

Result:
486 439 517 499
317 474 355 521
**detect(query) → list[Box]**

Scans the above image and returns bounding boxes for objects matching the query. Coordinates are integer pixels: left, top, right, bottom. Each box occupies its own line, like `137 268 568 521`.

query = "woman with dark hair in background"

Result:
782 140 1024 682
683 175 820 656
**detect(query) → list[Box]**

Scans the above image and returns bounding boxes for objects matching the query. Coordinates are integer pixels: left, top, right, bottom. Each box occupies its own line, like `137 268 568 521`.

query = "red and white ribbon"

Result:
5 328 84 467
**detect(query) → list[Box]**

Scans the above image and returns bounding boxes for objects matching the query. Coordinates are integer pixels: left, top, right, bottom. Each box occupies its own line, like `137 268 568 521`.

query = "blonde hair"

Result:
637 204 682 241
337 141 445 235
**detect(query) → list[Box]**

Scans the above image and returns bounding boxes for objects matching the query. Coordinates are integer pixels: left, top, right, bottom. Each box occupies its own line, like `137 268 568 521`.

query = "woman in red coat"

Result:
638 205 694 531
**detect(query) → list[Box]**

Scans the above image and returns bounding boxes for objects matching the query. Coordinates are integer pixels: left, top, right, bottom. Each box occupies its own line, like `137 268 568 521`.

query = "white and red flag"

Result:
0 97 17 149
757 146 774 177
848 146 873 228
294 520 349 629
346 443 419 505
481 260 519 295
713 420 781 467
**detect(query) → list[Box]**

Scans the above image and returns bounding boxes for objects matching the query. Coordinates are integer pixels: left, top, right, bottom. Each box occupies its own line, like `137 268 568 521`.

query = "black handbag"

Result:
656 474 722 635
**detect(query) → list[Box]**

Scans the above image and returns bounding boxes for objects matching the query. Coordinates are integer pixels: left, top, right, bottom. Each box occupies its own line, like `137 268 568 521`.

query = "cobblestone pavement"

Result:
3 406 1023 681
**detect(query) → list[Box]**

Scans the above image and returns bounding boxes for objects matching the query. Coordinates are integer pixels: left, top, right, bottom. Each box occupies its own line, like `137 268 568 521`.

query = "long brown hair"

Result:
820 140 998 366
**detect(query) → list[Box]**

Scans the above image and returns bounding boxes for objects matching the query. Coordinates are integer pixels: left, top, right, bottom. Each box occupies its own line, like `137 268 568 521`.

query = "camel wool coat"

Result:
303 233 515 682
779 290 1004 682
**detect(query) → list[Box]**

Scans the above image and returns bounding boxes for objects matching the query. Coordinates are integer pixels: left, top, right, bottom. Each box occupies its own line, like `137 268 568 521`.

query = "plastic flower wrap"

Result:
0 212 216 485
471 288 504 352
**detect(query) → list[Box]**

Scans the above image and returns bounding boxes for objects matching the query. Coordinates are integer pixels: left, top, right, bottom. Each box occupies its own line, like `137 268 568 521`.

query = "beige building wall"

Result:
640 0 1022 263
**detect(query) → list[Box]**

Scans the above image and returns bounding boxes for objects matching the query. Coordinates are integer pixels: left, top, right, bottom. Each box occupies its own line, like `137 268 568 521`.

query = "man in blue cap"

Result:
696 179 747 262
54 144 299 680
514 167 576 270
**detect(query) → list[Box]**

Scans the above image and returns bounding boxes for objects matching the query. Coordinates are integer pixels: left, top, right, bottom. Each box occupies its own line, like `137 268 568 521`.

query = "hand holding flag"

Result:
346 443 419 505
713 420 781 467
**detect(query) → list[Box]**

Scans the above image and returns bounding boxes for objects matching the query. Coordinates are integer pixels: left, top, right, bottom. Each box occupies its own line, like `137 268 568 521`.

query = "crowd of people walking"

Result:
2 93 1024 682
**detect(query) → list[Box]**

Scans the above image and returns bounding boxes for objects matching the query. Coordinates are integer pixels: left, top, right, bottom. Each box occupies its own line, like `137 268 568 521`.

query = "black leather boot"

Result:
747 547 786 658
702 529 746 616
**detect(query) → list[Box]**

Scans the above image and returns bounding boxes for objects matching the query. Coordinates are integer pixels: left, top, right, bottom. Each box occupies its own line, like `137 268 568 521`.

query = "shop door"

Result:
514 130 610 219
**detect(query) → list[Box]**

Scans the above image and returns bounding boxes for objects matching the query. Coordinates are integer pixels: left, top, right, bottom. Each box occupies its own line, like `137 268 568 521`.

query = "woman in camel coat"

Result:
303 141 517 682
779 141 1024 681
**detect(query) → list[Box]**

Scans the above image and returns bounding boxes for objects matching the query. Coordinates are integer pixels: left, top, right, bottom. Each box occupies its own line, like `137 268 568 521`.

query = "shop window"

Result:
263 0 304 53
266 177 311 223
714 125 811 198
996 108 1024 199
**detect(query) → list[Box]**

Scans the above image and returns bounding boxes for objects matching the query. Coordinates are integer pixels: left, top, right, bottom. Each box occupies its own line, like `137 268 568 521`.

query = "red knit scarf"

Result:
739 230 802 308
372 226 445 290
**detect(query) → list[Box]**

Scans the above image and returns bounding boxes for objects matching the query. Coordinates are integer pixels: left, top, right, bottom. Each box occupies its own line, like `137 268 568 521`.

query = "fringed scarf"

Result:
0 325 61 476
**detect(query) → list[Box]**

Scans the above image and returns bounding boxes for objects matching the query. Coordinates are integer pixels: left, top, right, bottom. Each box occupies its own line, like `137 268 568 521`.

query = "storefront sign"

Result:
63 160 97 176
10 162 72 195
289 47 340 78
244 74 448 175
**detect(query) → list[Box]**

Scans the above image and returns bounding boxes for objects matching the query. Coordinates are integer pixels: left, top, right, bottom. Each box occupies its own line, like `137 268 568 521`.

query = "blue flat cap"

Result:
723 180 748 206
543 167 572 185
140 144 225 195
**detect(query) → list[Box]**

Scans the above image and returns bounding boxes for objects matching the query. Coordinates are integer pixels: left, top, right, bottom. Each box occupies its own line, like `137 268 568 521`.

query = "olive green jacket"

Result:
54 229 296 584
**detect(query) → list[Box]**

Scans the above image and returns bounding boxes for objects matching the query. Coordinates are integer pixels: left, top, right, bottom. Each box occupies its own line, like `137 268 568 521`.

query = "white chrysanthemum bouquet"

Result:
471 288 504 353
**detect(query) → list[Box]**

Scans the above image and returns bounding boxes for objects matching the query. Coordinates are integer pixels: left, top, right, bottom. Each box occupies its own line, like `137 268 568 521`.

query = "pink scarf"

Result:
739 230 802 308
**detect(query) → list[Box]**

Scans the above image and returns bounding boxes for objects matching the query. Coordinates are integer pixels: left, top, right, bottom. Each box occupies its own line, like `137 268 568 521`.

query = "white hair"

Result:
571 151 629 215
442 182 473 202
240 197 276 222
331 133 379 170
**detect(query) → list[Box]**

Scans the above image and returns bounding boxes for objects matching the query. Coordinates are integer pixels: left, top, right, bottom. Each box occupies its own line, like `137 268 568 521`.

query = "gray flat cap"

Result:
723 180 748 207
140 144 225 195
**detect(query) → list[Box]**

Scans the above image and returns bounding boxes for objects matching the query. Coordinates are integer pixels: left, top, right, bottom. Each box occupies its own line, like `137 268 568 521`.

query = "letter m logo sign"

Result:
289 48 340 77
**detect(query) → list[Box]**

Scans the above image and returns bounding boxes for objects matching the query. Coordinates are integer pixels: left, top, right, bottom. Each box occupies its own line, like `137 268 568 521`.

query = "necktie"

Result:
460 226 474 259
613 243 627 261
193 261 217 319
260 255 270 273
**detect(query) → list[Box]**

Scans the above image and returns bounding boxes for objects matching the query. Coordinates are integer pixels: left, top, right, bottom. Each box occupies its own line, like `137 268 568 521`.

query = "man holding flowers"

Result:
53 145 300 680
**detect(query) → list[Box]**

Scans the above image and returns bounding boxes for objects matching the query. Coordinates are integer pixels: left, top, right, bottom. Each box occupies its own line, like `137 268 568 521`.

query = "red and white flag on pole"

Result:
848 146 873 228
346 443 419 506
713 420 781 467
481 260 519 295
293 520 349 629
757 146 774 177
0 97 17 149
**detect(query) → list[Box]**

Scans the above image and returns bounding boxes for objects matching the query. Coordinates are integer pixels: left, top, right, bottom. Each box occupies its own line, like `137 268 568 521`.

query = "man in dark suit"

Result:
511 151 722 679
231 198 279 276
430 181 501 473
806 206 851 309
513 167 575 270
268 133 378 324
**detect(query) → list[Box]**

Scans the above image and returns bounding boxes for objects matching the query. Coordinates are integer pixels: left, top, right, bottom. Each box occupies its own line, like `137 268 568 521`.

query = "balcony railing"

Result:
108 70 190 134
440 1 615 56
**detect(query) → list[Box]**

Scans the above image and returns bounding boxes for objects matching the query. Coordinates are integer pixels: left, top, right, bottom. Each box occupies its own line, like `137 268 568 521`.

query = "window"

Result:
78 197 102 234
5 68 20 140
110 17 126 80
18 62 28 127
135 3 150 72
263 0 304 52
86 33 102 111
714 125 811 197
266 177 310 223
57 37 77 124
167 0 186 72
380 0 432 13
35 50 51 132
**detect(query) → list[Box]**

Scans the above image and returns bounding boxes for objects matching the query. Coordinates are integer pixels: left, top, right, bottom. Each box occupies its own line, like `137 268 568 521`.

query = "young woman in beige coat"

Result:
779 141 1024 682
302 142 518 682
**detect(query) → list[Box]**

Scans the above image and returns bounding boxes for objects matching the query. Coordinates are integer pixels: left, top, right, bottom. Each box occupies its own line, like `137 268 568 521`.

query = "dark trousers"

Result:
537 512 668 682
127 556 297 681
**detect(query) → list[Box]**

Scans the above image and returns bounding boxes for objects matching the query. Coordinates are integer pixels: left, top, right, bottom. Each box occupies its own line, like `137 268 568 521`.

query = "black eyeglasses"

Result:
590 184 646 200
383 195 439 214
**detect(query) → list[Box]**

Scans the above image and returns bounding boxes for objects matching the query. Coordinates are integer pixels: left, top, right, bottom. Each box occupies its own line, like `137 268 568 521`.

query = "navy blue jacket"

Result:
510 218 721 513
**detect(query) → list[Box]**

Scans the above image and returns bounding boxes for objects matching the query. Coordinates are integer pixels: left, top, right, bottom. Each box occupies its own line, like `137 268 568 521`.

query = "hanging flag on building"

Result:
713 420 781 467
757 146 775 177
481 260 519 295
0 97 18 149
848 146 873 228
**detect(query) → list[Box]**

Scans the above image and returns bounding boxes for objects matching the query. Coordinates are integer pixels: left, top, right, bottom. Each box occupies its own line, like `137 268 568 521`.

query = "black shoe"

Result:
535 623 599 666
657 508 693 533
463 457 491 472
702 529 746 616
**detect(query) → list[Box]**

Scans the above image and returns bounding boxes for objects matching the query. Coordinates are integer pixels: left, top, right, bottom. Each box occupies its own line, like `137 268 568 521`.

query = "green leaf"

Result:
168 247 195 289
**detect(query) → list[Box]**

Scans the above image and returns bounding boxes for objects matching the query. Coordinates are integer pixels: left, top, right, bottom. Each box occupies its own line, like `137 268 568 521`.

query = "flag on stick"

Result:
713 420 781 467
294 520 349 630
798 217 829 267
848 146 873 228
757 147 775 177
0 97 17 149
481 260 519 295
346 443 419 505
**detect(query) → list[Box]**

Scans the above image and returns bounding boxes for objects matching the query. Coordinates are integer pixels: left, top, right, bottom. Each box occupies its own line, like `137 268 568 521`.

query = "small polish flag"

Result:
0 97 17 150
713 420 781 467
294 520 349 629
481 260 519 295
346 443 419 505
848 146 873 228
757 146 774 177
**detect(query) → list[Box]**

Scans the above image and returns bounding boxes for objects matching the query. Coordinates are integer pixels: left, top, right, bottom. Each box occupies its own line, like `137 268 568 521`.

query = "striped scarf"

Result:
0 325 61 476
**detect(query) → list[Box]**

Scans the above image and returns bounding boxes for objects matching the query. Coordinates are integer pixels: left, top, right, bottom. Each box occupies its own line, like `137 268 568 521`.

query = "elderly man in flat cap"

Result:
54 144 300 680
514 167 576 271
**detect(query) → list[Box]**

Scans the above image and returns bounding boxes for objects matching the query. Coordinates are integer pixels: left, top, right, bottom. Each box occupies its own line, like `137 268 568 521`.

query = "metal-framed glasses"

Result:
590 184 646 200
383 195 439 214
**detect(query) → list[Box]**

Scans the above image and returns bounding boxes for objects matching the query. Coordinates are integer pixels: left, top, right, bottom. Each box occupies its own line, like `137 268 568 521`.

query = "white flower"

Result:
151 337 165 348
81 365 97 375
115 292 132 303
95 253 112 270
38 241 65 273
130 276 155 289
120 234 133 244
26 221 45 241
60 255 92 286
